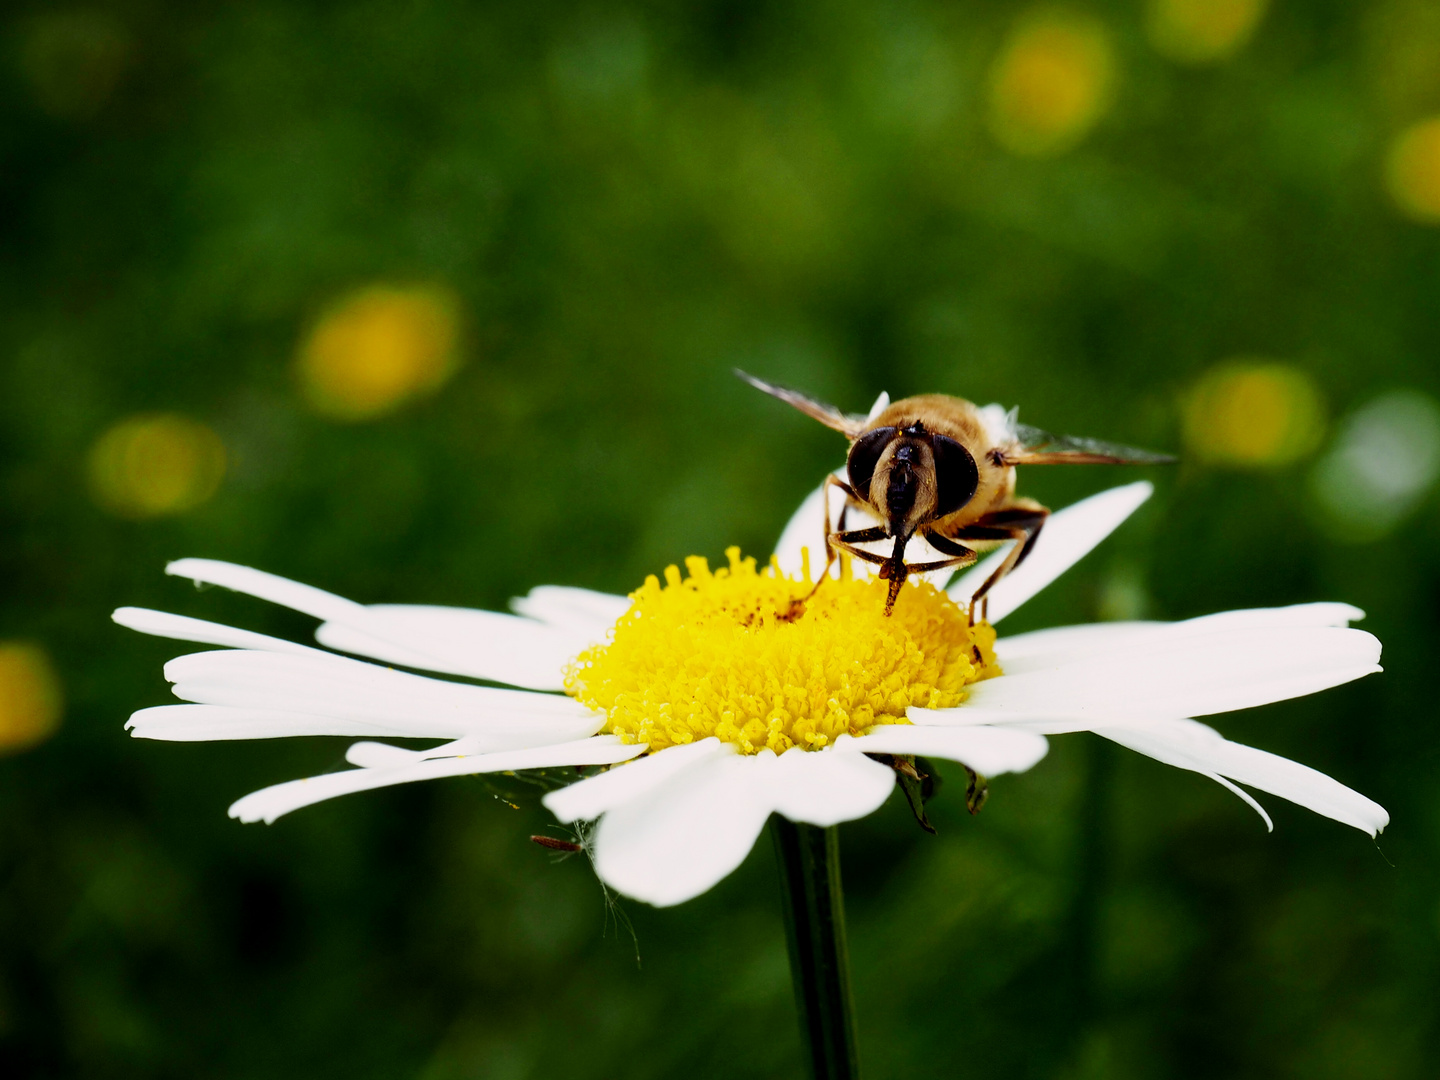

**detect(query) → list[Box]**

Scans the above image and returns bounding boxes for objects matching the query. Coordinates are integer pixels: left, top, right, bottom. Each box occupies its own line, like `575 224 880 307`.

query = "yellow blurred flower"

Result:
1385 117 1440 223
297 285 461 421
1183 361 1326 468
89 414 227 518
0 643 62 754
987 10 1115 157
1145 0 1268 65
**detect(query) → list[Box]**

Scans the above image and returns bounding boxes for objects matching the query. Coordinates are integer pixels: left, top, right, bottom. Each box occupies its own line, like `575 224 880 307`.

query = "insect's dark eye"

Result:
930 434 979 517
847 427 897 497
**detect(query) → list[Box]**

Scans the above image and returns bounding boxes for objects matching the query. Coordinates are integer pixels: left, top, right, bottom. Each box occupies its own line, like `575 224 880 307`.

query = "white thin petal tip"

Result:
228 795 278 825
165 557 210 579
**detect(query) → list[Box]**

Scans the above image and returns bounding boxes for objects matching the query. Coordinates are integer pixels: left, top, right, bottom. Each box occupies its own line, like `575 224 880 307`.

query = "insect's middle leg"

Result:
942 505 1050 623
916 530 979 575
826 529 891 569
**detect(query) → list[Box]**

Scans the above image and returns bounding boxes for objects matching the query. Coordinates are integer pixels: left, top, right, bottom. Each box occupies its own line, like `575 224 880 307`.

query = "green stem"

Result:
771 818 860 1080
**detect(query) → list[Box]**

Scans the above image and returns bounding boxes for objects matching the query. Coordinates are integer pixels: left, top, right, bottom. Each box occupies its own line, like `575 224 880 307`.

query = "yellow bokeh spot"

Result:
297 285 461 421
89 414 227 518
567 548 998 756
1183 361 1326 468
1145 0 1268 65
1385 118 1440 223
0 643 62 754
987 10 1115 157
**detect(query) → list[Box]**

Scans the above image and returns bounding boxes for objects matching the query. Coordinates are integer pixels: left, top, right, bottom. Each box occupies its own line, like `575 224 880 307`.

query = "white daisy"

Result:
114 480 1386 909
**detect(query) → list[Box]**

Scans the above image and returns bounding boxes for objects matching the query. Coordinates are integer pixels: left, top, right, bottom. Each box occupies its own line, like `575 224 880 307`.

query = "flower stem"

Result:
771 818 860 1080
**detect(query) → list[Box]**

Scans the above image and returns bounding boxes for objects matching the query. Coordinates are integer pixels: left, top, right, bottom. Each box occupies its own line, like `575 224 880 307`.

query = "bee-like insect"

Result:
739 371 1174 618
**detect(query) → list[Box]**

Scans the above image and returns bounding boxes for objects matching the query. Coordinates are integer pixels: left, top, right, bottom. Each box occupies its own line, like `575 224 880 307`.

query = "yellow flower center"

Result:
565 547 999 755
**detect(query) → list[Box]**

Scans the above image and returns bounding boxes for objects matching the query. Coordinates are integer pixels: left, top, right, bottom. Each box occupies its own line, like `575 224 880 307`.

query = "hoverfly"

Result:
739 371 1174 618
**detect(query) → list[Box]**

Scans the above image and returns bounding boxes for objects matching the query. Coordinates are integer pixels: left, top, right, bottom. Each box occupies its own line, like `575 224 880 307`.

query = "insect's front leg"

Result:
789 475 865 613
816 474 861 581
827 526 890 568
864 530 981 617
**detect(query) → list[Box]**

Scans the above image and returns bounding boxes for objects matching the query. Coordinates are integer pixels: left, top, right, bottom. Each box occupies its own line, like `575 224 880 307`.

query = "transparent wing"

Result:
736 370 869 439
1004 422 1176 466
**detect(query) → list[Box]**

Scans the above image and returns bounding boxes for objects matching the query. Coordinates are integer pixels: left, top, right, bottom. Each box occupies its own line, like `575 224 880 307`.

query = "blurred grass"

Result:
2 0 1439 1077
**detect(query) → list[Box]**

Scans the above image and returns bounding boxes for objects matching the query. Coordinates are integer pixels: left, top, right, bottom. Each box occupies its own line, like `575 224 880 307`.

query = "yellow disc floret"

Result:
565 547 999 755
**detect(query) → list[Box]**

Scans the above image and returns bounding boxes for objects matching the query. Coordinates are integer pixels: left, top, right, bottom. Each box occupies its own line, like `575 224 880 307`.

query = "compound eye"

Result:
847 426 897 498
931 434 979 517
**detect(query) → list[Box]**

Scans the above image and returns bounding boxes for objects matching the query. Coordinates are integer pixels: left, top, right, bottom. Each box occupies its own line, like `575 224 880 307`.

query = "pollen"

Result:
565 548 998 755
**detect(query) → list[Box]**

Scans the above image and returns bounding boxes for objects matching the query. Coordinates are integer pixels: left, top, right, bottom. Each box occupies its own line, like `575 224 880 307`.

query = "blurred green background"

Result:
3 0 1439 1076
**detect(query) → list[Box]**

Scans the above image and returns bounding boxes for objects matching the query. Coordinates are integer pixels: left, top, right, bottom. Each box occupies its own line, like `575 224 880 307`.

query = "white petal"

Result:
772 472 849 580
1206 774 1275 831
943 625 1382 727
849 724 1049 775
996 602 1368 672
761 743 897 826
344 738 480 767
865 391 891 421
316 604 591 691
509 585 631 636
229 735 645 824
165 558 591 692
113 607 325 657
543 738 730 823
310 622 458 674
592 753 774 907
587 744 900 906
1095 717 1388 835
1171 602 1366 631
127 704 427 741
164 649 603 743
167 558 366 623
995 621 1158 664
949 481 1153 622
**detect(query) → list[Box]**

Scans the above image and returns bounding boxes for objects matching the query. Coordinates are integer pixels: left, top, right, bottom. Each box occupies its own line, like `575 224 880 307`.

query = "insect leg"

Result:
945 506 1050 623
816 474 861 583
789 509 885 617
897 533 979 577
920 530 978 566
828 538 890 567
834 526 887 545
